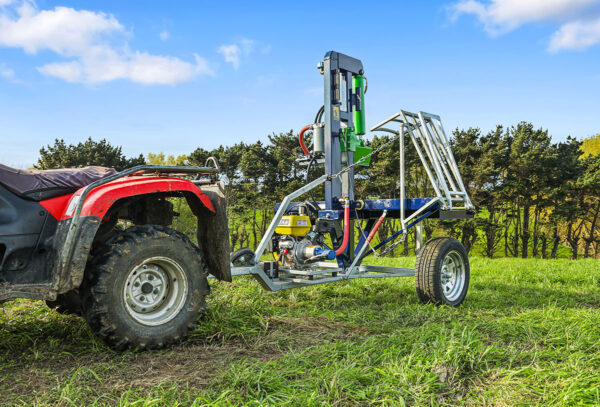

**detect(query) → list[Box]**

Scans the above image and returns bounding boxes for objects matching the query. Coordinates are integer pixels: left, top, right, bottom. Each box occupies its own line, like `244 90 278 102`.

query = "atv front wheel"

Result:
80 225 209 350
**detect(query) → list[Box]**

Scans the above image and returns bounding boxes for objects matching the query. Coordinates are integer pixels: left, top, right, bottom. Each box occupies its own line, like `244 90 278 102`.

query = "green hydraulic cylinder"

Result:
352 75 366 135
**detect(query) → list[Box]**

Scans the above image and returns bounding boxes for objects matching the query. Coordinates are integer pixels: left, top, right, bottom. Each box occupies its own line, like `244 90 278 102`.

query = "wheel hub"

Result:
141 282 153 294
123 257 188 326
440 250 466 302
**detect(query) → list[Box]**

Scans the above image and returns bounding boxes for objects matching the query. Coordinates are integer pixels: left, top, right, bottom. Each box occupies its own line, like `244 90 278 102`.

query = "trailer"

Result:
228 51 475 307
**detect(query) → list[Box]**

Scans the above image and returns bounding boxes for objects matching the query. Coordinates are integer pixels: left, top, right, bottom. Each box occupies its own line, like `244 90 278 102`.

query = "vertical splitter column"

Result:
321 51 364 210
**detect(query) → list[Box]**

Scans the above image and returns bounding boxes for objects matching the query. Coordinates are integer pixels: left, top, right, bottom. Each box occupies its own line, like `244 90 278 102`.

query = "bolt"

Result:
140 296 145 301
148 275 154 281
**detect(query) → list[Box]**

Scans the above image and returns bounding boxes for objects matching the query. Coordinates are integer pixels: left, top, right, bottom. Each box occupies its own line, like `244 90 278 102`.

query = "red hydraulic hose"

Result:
366 211 387 243
298 125 311 156
335 201 351 256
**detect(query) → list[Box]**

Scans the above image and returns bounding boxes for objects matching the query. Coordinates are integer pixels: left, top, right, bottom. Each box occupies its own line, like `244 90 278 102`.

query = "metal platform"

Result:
223 262 415 291
277 197 472 220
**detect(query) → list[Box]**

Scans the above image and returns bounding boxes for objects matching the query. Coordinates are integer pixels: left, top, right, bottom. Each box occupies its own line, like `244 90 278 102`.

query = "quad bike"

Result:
0 163 231 350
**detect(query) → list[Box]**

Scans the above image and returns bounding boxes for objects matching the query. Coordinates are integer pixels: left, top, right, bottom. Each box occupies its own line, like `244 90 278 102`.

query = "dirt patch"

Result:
433 364 457 384
257 315 368 347
433 364 470 404
0 315 364 405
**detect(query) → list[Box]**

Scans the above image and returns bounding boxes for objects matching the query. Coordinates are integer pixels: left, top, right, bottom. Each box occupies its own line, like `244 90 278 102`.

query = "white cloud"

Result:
218 37 266 69
549 18 600 51
0 2 123 55
0 61 21 83
0 63 15 81
0 1 212 84
239 37 255 54
38 51 211 85
451 0 598 34
218 44 241 69
451 0 600 50
159 30 169 41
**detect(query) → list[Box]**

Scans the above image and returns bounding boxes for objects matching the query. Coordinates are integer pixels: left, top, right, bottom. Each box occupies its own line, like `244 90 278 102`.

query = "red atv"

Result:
0 163 231 349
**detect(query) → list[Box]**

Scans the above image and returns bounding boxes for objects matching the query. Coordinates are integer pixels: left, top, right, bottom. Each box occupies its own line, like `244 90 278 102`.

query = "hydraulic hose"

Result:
298 125 312 155
314 105 324 124
335 200 351 256
366 211 387 242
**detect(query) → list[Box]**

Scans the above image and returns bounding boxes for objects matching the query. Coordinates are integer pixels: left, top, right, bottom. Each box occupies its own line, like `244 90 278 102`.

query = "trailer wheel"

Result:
230 247 255 267
415 237 469 306
80 225 209 350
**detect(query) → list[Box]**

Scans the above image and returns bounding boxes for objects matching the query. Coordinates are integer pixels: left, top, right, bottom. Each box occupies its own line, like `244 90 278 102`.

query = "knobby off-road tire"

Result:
80 225 209 350
45 290 82 316
415 237 470 307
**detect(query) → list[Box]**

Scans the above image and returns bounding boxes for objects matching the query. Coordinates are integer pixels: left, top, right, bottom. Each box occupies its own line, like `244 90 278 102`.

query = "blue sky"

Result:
0 0 599 168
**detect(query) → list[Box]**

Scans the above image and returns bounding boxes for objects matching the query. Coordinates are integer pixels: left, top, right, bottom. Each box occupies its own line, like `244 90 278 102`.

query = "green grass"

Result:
1 257 600 406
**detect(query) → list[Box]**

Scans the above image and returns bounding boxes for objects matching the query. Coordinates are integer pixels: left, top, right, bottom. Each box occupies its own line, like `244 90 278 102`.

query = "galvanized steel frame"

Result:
370 110 474 219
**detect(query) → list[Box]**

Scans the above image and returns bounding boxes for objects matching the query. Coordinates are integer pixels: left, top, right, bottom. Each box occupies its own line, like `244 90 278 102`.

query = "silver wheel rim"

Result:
123 256 188 326
440 250 466 302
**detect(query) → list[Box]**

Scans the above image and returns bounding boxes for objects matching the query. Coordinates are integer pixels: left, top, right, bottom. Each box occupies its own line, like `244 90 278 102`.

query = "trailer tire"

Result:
80 225 209 350
230 247 255 267
415 237 469 307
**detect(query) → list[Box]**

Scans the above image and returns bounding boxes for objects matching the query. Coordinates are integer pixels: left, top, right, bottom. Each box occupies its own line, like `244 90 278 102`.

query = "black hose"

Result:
306 105 324 204
306 153 318 204
314 105 324 124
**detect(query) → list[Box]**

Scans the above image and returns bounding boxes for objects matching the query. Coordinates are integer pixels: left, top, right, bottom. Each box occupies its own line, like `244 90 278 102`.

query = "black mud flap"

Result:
197 182 232 282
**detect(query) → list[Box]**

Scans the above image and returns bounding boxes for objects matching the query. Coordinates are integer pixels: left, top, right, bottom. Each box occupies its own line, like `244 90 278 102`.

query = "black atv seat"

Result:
0 164 117 201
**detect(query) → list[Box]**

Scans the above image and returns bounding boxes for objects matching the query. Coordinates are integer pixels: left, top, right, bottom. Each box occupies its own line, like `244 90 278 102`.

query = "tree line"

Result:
36 126 600 259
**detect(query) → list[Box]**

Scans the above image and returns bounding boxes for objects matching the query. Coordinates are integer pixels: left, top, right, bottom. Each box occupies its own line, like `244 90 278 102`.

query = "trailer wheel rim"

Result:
123 256 188 326
440 250 466 302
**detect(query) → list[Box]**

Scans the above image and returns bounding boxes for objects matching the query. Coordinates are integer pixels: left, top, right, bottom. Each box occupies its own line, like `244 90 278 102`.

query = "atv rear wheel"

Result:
80 225 209 350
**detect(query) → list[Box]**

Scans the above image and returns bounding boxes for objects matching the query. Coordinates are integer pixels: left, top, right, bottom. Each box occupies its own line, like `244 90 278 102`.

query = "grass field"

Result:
1 257 599 406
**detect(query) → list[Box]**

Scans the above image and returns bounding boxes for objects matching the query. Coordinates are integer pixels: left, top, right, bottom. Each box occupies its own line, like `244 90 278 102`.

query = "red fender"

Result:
41 176 215 221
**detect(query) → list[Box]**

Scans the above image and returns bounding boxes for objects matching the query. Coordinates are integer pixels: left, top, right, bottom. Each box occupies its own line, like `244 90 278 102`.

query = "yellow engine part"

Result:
276 215 311 237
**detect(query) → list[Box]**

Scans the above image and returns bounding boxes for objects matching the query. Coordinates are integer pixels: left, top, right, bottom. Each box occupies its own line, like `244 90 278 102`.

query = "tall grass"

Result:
0 257 599 406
